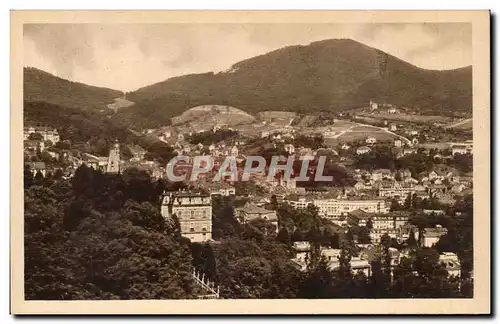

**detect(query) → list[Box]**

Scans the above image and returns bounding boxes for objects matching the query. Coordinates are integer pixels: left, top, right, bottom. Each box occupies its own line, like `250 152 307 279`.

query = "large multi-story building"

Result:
370 228 398 244
347 210 409 230
161 191 212 242
313 198 389 218
378 182 424 200
285 196 389 218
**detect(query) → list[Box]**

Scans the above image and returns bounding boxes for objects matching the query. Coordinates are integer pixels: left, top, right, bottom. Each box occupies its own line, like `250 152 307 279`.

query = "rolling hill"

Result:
172 105 255 126
114 39 472 128
24 67 124 111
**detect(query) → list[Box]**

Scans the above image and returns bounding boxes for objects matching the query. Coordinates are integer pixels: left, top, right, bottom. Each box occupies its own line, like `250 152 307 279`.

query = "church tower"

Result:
106 139 121 173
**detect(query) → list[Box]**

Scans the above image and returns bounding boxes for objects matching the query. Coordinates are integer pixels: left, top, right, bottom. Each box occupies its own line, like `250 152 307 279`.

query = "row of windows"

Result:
175 209 210 215
185 227 209 232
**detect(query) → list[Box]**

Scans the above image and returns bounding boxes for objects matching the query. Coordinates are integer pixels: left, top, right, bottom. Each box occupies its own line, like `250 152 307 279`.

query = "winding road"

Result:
444 118 472 129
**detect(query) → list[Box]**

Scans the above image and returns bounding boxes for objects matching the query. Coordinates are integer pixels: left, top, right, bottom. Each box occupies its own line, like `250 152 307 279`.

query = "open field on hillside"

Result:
324 129 398 146
350 125 381 132
258 111 297 127
357 112 453 124
338 130 396 142
417 143 452 150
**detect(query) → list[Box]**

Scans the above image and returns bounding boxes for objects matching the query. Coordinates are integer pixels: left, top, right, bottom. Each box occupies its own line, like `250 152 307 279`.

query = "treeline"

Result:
24 101 175 164
187 129 239 146
24 165 195 300
24 67 123 111
25 165 473 299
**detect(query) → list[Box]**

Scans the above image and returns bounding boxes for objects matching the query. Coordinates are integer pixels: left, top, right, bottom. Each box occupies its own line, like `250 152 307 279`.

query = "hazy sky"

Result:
23 23 472 92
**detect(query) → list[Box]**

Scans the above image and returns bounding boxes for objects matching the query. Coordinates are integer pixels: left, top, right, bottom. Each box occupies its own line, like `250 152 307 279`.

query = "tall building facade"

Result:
161 191 212 242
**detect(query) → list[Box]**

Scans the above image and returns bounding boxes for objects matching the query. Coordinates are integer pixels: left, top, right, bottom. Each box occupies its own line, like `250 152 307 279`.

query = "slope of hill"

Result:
115 39 472 128
24 100 130 144
172 105 255 126
107 97 135 112
24 67 123 111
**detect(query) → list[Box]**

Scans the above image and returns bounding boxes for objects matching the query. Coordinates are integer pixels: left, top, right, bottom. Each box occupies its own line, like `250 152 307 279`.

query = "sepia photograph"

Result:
10 10 490 315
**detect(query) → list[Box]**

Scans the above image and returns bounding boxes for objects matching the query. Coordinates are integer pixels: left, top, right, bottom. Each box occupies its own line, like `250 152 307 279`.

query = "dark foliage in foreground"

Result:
25 165 473 299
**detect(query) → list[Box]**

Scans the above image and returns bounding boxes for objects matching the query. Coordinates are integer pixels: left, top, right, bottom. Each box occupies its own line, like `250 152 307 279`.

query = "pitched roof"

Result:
348 209 371 219
240 202 274 215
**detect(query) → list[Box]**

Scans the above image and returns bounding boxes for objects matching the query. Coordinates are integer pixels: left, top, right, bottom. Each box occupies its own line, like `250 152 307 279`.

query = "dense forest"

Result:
24 67 123 111
25 165 473 299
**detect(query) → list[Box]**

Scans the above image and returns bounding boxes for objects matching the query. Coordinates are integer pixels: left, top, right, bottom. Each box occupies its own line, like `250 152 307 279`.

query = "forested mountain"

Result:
24 39 472 130
24 67 123 111
115 39 472 128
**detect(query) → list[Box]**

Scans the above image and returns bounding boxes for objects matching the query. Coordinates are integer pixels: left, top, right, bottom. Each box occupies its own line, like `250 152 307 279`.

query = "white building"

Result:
370 229 398 244
439 252 461 277
451 143 473 155
313 198 389 218
284 143 295 155
422 226 448 247
356 146 372 155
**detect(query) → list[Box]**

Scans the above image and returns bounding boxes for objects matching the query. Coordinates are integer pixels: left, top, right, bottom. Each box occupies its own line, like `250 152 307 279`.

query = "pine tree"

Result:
276 227 292 246
407 228 417 247
332 245 354 297
24 165 34 189
366 217 373 230
299 255 335 298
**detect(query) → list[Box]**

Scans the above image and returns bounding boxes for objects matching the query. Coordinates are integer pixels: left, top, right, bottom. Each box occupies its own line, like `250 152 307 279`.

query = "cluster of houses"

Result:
290 239 460 278
23 126 60 143
351 168 472 205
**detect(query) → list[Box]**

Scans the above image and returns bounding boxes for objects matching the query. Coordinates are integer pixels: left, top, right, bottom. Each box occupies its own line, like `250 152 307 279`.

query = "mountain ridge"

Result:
23 38 472 129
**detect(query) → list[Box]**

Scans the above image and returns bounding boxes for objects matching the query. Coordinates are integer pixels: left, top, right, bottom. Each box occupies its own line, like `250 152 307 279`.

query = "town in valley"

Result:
23 26 474 300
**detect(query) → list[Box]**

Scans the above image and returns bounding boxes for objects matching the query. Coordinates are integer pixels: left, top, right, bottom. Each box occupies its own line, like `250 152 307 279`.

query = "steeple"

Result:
106 139 121 173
